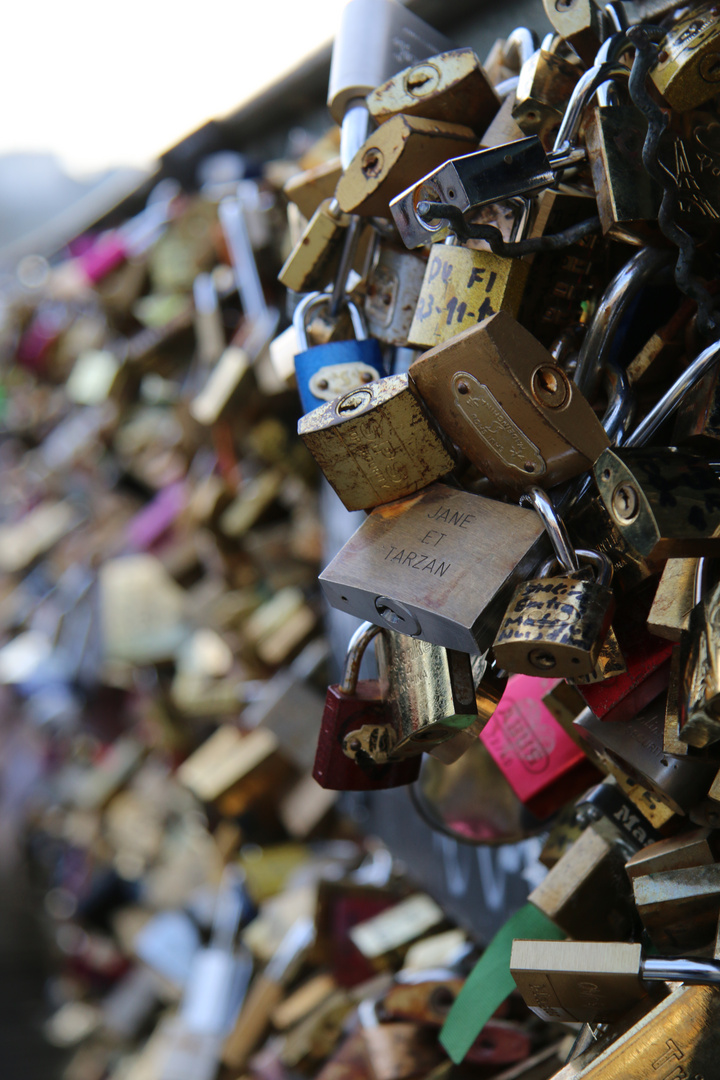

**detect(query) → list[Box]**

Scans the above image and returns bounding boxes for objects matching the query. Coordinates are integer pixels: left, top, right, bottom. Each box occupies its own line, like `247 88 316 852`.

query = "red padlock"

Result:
313 622 421 791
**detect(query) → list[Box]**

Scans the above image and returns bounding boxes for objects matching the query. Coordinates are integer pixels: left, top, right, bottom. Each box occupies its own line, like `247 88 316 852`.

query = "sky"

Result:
2 0 345 177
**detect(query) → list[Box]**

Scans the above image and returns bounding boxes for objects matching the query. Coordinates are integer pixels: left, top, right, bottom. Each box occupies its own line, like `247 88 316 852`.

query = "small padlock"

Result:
312 622 420 792
363 242 427 346
366 47 500 134
292 292 386 415
493 491 616 678
298 374 455 512
541 0 603 67
335 114 478 218
278 198 373 294
593 447 720 561
512 35 582 150
678 557 720 749
409 309 609 493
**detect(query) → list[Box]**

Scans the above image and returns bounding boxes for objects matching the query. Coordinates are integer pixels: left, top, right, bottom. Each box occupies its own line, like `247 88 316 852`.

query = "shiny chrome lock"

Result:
493 489 617 678
298 374 455 512
293 292 386 415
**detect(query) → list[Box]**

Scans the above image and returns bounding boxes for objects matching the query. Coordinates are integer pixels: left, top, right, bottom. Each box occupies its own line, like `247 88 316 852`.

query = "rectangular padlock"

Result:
479 675 601 819
366 47 500 134
649 1 720 111
512 43 581 151
363 243 427 346
335 115 478 219
319 482 547 653
409 310 609 493
298 374 455 512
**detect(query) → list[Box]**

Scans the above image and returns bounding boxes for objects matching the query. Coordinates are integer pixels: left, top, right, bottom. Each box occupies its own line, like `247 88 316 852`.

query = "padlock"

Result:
511 939 720 1025
408 310 609 493
374 631 480 759
278 198 373 294
334 114 478 218
672 364 720 450
366 47 500 134
493 489 616 677
297 374 455 512
357 997 444 1080
528 819 640 940
363 242 427 346
647 557 698 641
541 0 603 67
512 35 582 150
632 863 720 951
479 674 602 819
283 158 343 221
574 697 717 815
292 292 386 415
584 80 661 245
312 622 421 792
319 481 548 654
678 557 720 749
406 194 557 349
649 1 720 112
593 447 720 561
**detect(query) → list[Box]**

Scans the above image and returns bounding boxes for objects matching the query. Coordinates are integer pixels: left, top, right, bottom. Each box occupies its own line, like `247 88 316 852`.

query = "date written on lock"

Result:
319 482 547 653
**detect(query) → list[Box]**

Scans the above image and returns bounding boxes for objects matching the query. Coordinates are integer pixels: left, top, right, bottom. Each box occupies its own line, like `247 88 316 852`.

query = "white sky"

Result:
2 0 345 177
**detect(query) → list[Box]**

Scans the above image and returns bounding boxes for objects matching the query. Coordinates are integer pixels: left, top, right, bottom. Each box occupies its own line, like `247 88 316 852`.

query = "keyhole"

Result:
700 53 720 82
554 0 574 9
531 364 569 408
528 649 557 670
407 72 431 90
361 148 384 178
611 483 640 524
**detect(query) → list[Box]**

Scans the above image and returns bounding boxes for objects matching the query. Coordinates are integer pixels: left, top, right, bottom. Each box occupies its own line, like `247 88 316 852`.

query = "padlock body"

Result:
493 570 615 678
364 245 426 346
298 374 455 512
319 483 547 653
512 47 581 151
294 338 385 415
585 105 660 243
480 675 600 819
410 310 608 493
375 631 478 756
650 2 720 111
408 243 530 349
313 681 420 791
594 447 720 561
678 579 720 748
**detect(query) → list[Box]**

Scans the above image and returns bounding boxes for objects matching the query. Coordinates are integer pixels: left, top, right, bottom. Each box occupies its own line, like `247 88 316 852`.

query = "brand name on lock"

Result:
452 372 546 476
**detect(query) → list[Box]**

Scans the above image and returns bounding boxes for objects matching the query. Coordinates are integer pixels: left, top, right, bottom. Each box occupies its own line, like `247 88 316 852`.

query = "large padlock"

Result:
408 309 609 493
493 490 617 678
678 557 720 749
312 622 420 792
319 481 548 654
649 1 720 112
593 447 720 562
297 374 455 512
292 293 386 415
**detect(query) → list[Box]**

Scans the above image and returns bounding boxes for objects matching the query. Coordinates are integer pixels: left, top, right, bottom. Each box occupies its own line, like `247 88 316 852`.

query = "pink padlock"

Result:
480 674 600 819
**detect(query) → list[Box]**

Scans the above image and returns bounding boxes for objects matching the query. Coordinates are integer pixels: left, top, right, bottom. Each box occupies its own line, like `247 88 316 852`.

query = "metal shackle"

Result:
539 547 613 586
293 291 369 352
520 486 579 573
341 621 382 694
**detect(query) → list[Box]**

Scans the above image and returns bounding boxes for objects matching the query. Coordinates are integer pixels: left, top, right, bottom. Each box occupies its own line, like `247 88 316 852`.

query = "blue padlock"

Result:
293 292 386 414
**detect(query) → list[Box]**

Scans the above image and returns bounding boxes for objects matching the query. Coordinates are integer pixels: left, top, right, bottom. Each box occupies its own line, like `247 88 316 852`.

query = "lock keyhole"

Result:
361 149 384 178
611 483 640 524
531 365 570 408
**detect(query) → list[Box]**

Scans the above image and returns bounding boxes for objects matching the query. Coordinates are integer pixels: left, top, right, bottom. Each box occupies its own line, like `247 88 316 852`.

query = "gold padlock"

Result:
512 38 582 150
334 115 477 218
366 47 500 134
650 1 720 111
278 198 372 294
298 374 455 512
409 310 609 493
541 0 603 68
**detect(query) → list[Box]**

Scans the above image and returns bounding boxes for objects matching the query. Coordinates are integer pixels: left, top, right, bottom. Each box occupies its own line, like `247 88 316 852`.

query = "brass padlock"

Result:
650 1 720 111
319 481 547 653
366 47 500 134
278 198 372 293
541 0 603 67
374 631 480 760
593 447 720 561
335 114 478 218
494 511 616 679
283 158 343 220
679 557 720 749
409 310 609 493
298 374 455 512
512 37 582 150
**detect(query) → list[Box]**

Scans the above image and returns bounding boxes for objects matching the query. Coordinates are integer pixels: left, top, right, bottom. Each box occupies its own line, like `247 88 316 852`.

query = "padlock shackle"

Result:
552 56 630 158
626 337 720 447
520 486 579 573
537 548 612 586
342 621 382 694
293 290 370 352
504 27 538 71
694 557 709 608
573 246 671 400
